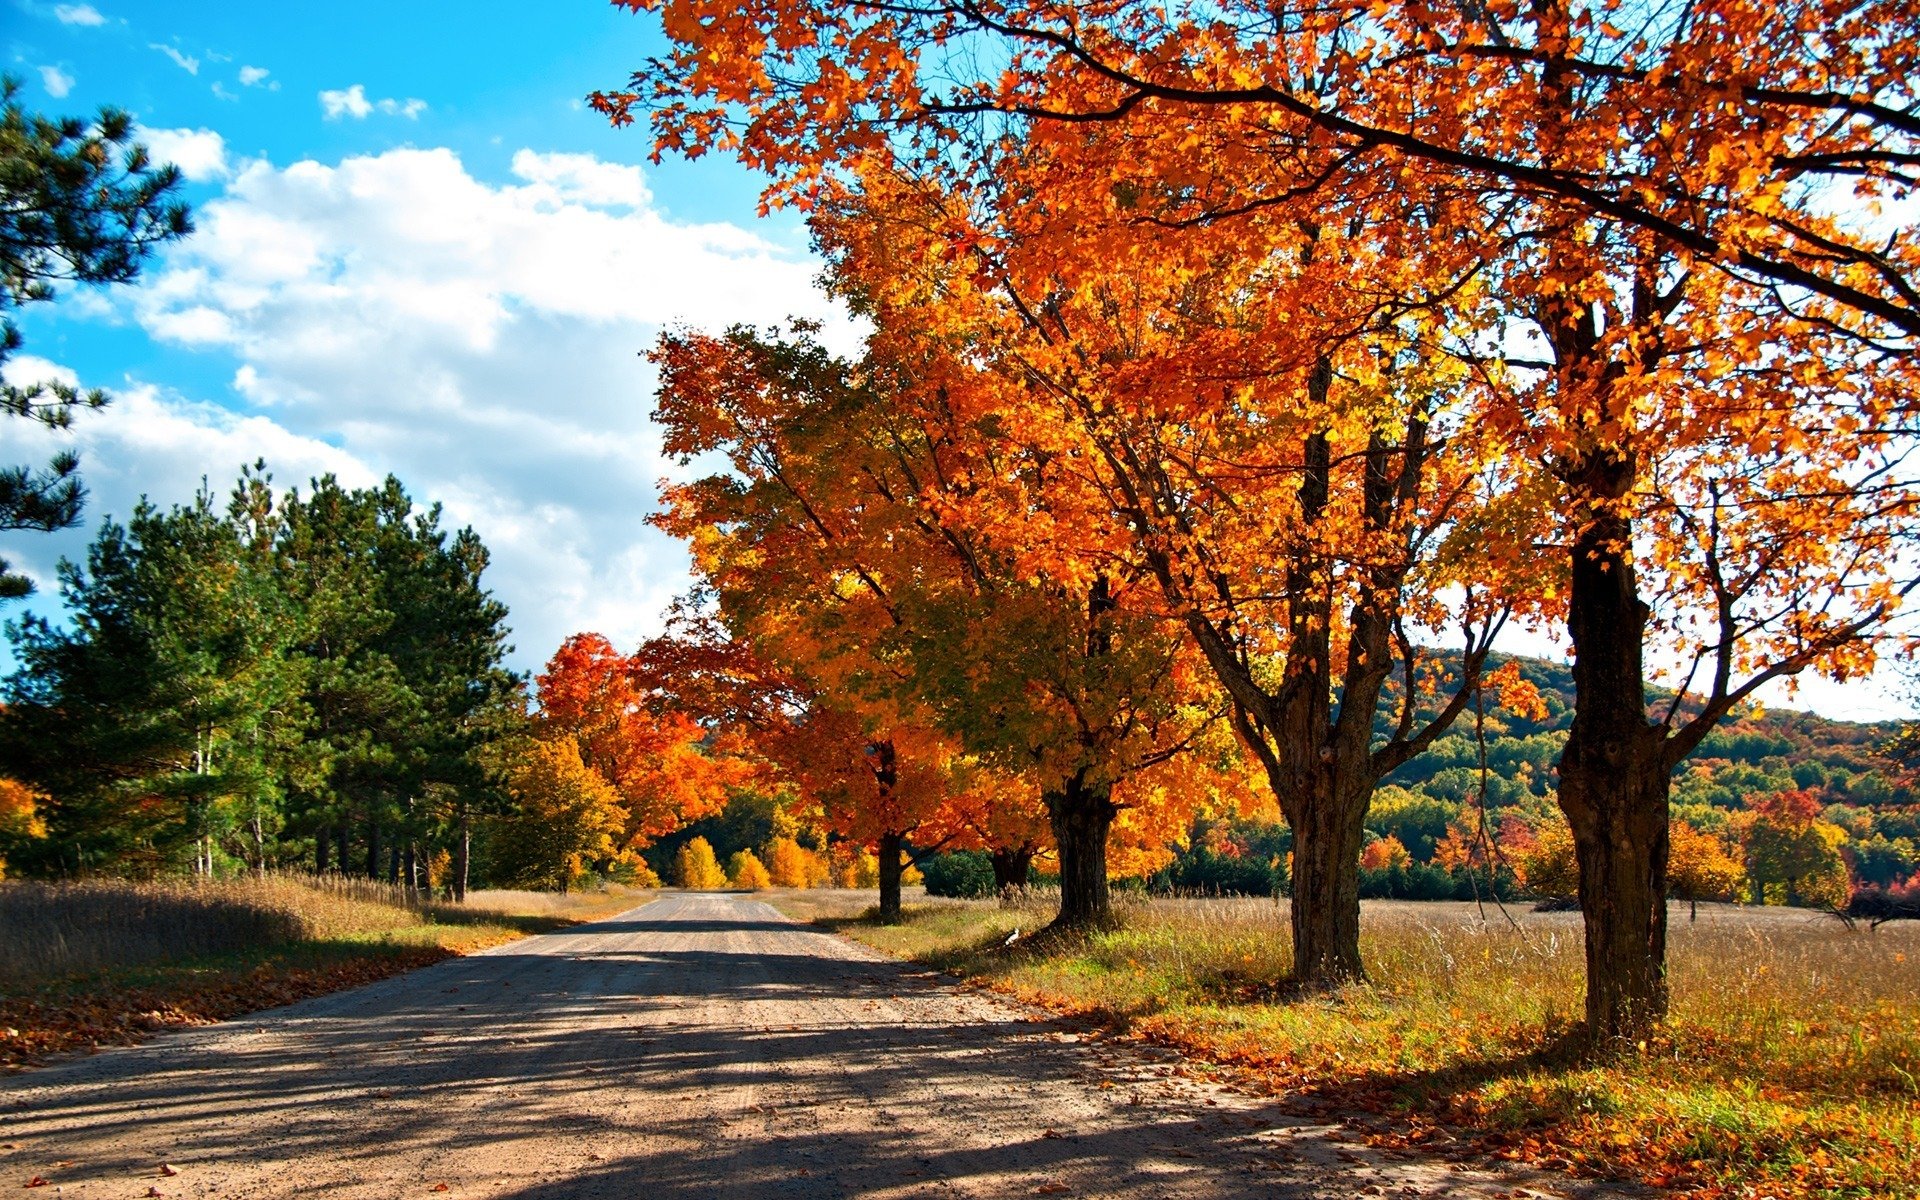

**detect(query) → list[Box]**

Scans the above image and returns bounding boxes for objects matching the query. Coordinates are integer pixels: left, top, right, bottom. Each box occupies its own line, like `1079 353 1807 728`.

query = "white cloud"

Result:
137 127 228 182
107 144 858 669
52 4 105 25
149 44 199 75
510 150 651 209
319 84 426 121
38 65 74 98
239 65 271 87
0 363 379 603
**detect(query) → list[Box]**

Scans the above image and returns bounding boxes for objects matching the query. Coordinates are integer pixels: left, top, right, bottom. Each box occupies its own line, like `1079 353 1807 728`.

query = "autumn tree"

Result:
727 848 772 889
536 632 741 856
651 325 1249 927
494 738 627 892
674 835 729 889
1667 821 1745 920
1741 789 1851 909
605 0 1920 1040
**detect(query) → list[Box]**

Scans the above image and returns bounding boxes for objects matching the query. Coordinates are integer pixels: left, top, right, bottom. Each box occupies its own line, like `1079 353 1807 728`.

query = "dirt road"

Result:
1 893 1623 1198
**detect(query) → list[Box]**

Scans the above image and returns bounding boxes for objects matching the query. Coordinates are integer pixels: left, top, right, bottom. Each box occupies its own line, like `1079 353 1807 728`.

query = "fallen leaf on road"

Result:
24 1179 48 1189
431 1185 450 1193
158 1165 179 1177
1035 1185 1070 1195
1041 1129 1065 1140
145 1188 164 1197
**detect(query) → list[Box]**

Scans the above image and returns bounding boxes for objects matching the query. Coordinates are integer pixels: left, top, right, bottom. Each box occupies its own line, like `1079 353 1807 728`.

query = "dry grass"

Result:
785 892 1920 1200
0 875 653 1069
0 874 648 987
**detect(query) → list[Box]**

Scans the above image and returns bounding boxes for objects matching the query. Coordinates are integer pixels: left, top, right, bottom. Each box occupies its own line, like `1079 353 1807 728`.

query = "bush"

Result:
1151 848 1279 896
921 851 997 898
1356 863 1522 902
764 837 828 888
727 850 772 890
673 837 728 889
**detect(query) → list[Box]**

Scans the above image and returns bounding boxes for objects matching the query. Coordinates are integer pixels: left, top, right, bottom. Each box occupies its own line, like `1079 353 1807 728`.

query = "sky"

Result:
2 0 861 677
0 0 1910 722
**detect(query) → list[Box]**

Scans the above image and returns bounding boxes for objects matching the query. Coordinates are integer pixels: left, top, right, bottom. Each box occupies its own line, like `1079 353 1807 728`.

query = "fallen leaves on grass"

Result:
0 948 454 1068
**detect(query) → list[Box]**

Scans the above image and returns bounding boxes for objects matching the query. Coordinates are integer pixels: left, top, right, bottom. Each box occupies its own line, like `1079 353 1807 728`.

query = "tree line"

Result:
0 466 520 896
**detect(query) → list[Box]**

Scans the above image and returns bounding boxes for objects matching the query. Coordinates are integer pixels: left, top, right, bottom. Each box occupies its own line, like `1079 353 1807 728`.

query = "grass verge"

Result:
0 876 649 1070
776 891 1920 1200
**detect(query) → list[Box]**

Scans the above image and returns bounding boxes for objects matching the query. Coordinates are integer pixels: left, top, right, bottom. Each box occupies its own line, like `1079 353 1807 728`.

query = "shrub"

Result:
921 851 997 898
727 850 772 890
673 837 728 889
765 837 827 888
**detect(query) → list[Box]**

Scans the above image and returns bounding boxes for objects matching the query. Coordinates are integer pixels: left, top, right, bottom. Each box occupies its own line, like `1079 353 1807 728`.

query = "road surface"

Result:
1 893 1622 1198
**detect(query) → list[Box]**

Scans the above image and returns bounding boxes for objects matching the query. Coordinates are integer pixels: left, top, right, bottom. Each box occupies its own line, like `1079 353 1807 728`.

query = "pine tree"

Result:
1 78 193 597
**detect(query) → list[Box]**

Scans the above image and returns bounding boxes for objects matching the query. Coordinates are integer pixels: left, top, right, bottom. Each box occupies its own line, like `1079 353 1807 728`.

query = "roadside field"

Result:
778 890 1920 1200
0 875 649 1068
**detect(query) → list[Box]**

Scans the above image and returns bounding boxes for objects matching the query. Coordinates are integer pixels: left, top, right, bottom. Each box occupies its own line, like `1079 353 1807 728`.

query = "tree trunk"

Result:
1557 483 1672 1045
454 817 470 903
990 845 1034 894
387 842 401 885
1287 770 1371 986
315 824 331 874
876 830 905 923
366 822 381 880
403 844 419 894
1047 775 1117 929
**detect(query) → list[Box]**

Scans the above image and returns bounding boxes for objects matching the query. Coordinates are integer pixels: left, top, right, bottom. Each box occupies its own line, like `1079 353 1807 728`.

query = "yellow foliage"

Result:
765 836 827 887
497 738 628 891
1518 816 1578 899
0 777 49 880
610 849 662 887
674 836 729 889
1360 835 1412 870
728 849 773 889
1668 821 1745 905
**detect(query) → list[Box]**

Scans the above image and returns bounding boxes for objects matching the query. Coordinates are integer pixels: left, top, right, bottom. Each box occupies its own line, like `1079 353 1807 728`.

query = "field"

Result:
0 874 648 1068
776 890 1920 1200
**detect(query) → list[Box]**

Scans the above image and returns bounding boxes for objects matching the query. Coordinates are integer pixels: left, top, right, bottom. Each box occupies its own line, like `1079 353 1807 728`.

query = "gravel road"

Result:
1 893 1628 1199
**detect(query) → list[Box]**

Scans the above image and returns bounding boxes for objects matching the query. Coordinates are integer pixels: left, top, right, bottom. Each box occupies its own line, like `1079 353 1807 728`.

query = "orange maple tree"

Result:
651 324 1254 926
534 632 744 856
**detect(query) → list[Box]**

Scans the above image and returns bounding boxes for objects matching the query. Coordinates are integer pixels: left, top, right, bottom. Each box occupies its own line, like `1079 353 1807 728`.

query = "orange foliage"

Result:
536 632 746 848
1359 837 1411 871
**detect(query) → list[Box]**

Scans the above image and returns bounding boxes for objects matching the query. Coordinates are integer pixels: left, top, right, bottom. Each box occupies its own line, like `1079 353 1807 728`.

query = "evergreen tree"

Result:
1 78 192 596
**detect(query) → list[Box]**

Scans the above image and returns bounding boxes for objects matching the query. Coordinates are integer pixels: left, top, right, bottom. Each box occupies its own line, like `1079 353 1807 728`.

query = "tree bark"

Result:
990 845 1034 893
315 824 331 874
1047 774 1117 929
454 817 470 903
366 822 381 881
403 844 419 894
1557 475 1672 1045
1286 770 1372 984
876 830 905 923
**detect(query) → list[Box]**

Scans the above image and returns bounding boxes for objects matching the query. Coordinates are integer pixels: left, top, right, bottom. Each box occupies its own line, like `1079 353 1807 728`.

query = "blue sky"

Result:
1 0 1908 722
3 0 858 676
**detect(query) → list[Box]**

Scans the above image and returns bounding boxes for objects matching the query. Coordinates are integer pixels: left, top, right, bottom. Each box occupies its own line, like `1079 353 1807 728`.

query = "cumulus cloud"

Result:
149 44 199 74
319 84 426 121
137 127 228 182
52 3 106 25
38 65 74 98
0 360 379 600
105 144 857 668
238 65 272 87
